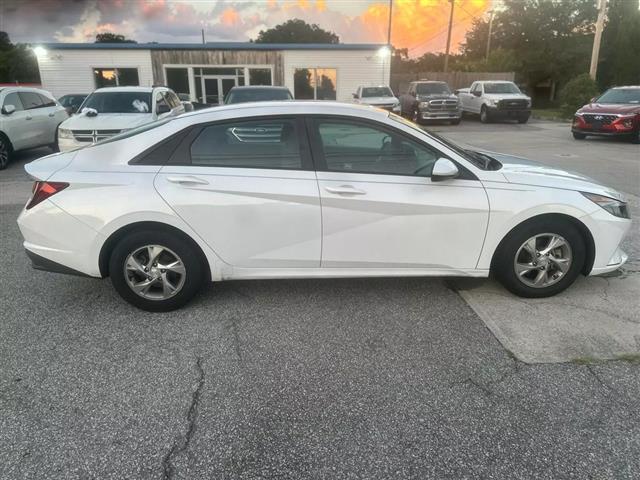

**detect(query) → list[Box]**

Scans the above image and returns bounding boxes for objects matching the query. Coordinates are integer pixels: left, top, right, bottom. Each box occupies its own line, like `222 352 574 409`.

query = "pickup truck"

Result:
458 81 531 124
352 85 400 112
399 81 462 125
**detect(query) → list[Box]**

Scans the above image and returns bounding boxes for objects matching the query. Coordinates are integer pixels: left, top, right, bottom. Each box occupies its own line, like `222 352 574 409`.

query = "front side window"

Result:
190 118 302 170
483 82 521 94
93 67 140 88
314 119 441 177
294 68 337 100
18 92 44 110
38 93 56 107
3 92 24 111
81 91 151 113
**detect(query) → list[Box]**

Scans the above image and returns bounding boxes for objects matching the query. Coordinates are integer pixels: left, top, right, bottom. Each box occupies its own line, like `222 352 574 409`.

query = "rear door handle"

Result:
324 185 366 195
25 116 32 120
48 112 55 117
166 175 209 186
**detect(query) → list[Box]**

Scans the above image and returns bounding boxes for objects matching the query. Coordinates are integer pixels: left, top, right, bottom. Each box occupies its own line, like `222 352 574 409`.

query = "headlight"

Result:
419 101 429 109
581 192 630 219
526 99 532 107
486 99 498 106
58 128 73 139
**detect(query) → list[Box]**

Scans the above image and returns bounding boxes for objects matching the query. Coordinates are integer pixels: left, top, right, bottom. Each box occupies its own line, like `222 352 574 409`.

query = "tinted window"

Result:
315 120 441 177
225 88 292 104
484 82 521 94
18 92 44 110
3 92 24 111
38 93 56 107
362 87 394 97
190 119 302 170
82 92 152 113
416 83 451 95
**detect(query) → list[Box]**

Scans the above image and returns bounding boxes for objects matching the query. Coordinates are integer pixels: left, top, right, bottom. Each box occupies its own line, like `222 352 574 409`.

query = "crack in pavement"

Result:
161 357 205 480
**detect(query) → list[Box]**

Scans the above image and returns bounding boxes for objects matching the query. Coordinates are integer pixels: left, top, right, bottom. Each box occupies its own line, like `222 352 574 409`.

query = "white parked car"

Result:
18 102 630 311
353 85 400 112
0 86 68 169
57 86 185 151
458 81 532 123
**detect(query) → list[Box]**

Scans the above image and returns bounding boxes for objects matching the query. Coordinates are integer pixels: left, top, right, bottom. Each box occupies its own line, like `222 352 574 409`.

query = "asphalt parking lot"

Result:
1 118 639 479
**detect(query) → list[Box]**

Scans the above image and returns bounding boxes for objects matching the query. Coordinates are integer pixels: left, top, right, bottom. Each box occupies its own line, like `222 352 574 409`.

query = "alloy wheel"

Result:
124 245 186 300
513 233 573 288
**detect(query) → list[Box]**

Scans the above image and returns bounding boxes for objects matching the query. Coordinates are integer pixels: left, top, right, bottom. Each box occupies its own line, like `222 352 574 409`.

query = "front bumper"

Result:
419 109 462 120
579 206 632 276
487 106 530 118
58 136 88 152
571 127 637 138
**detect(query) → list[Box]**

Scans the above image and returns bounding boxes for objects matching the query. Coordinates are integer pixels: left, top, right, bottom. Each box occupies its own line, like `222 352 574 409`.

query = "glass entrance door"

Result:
202 76 237 105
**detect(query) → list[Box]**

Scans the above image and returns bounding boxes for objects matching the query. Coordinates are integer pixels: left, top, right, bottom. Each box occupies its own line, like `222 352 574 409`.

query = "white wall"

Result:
36 49 154 98
283 50 389 103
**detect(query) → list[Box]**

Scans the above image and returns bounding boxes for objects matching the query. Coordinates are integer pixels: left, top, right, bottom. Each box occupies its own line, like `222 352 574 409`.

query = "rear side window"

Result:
3 92 24 111
18 92 44 110
190 118 303 170
38 93 56 107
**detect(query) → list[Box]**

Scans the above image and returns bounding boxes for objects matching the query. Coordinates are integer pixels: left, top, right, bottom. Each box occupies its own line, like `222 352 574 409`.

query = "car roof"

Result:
179 100 390 121
93 86 157 93
414 81 447 84
229 86 290 90
478 80 514 83
610 85 640 89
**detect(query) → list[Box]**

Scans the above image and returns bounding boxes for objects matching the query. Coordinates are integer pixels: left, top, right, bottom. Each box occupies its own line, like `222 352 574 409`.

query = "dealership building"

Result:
34 42 390 105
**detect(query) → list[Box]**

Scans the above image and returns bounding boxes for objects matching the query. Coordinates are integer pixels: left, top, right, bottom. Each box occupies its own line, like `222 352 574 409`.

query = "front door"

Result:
308 116 489 270
154 116 321 268
202 75 237 105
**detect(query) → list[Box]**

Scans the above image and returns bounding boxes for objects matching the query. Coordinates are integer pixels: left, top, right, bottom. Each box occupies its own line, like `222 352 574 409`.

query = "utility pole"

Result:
485 10 495 61
589 0 607 80
443 0 455 73
387 0 393 46
201 28 205 45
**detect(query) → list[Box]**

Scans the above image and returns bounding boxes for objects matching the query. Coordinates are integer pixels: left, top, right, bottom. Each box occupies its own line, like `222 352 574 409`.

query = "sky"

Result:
0 0 491 57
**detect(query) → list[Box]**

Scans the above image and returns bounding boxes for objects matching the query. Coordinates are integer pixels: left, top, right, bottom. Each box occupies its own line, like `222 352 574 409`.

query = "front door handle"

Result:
25 116 32 120
48 112 55 117
166 175 209 186
324 185 366 195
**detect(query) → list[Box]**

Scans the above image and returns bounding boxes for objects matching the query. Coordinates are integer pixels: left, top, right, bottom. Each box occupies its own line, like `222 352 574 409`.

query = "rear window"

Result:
225 89 292 104
416 83 451 95
81 91 152 113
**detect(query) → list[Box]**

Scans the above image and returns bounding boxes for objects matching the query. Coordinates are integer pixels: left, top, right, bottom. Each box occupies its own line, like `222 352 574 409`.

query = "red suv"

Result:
572 86 640 144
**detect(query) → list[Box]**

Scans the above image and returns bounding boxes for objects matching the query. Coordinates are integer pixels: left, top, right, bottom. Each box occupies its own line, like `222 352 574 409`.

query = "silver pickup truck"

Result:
458 81 531 124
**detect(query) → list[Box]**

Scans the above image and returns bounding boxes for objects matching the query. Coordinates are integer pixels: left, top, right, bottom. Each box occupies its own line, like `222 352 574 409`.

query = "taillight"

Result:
26 181 69 210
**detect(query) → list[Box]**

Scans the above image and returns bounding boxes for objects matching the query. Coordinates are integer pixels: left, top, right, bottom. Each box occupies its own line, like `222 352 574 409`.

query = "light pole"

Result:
443 0 455 73
589 0 607 80
485 10 495 61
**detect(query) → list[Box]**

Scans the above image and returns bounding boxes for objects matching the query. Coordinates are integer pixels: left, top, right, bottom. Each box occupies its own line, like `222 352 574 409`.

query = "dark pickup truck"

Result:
399 81 462 125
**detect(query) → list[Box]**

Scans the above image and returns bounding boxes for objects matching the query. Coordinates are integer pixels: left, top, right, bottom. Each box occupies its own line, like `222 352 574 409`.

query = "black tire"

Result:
480 105 491 123
0 134 12 170
49 125 60 152
109 229 206 312
517 114 530 124
631 129 640 144
492 217 586 298
450 118 461 125
573 132 586 140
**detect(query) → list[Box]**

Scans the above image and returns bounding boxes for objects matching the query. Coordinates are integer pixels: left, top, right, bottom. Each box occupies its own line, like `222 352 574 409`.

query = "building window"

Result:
93 67 140 88
165 68 190 96
249 68 272 86
294 68 336 100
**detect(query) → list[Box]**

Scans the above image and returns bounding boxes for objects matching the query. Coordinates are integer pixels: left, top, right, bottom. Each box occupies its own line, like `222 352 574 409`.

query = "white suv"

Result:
0 86 68 169
57 86 185 152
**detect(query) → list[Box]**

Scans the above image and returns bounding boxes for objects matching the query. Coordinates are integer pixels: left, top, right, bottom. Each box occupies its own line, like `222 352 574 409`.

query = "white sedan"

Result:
17 102 631 311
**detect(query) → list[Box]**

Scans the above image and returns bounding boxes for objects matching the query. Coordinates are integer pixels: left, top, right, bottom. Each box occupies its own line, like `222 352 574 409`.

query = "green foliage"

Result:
598 0 640 88
95 32 137 43
253 19 339 44
558 73 600 116
0 32 40 84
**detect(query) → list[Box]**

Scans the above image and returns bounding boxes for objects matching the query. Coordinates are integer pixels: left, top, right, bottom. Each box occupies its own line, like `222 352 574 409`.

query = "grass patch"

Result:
571 354 640 365
531 109 572 122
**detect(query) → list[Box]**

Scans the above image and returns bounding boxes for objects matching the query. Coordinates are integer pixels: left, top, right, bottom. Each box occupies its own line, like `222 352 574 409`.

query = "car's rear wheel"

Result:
493 218 586 298
480 106 491 123
517 114 530 124
573 132 587 140
0 134 12 170
631 129 640 144
450 118 461 125
109 230 205 311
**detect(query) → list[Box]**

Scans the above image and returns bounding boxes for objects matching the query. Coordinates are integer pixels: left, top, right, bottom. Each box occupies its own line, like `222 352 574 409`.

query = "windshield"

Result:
362 87 394 98
483 82 521 94
416 83 451 95
80 91 152 114
388 112 500 170
225 89 292 104
596 88 640 104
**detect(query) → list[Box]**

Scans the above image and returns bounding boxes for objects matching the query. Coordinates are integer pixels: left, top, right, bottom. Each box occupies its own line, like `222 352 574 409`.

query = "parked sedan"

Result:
572 86 640 143
18 102 630 311
0 86 68 169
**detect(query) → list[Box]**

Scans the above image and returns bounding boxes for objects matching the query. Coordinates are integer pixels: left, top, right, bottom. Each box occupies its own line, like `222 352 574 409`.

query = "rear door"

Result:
308 116 489 270
37 92 65 144
154 116 321 268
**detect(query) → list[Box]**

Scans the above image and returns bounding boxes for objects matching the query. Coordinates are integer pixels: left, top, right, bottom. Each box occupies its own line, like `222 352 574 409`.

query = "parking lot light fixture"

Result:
32 46 47 57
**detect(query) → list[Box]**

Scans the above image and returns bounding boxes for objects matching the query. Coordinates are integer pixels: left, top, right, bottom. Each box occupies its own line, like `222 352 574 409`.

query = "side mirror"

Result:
2 104 16 115
181 101 194 112
590 97 597 103
473 91 481 97
156 104 171 115
431 158 459 182
352 93 358 99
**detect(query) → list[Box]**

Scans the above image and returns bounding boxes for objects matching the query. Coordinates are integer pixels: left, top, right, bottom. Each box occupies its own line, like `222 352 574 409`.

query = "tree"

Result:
0 31 40 84
253 19 339 44
598 0 640 88
95 32 137 43
558 73 599 116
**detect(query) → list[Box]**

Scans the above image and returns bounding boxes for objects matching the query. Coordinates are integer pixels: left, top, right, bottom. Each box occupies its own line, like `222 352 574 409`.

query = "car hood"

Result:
484 93 530 101
481 151 625 201
416 94 458 101
60 112 153 131
577 103 640 115
360 97 399 105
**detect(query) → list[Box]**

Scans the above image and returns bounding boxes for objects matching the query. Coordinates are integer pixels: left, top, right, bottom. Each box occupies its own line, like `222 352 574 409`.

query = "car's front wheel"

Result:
109 230 206 311
573 132 587 140
480 106 491 123
0 134 12 170
493 218 586 298
631 128 640 144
